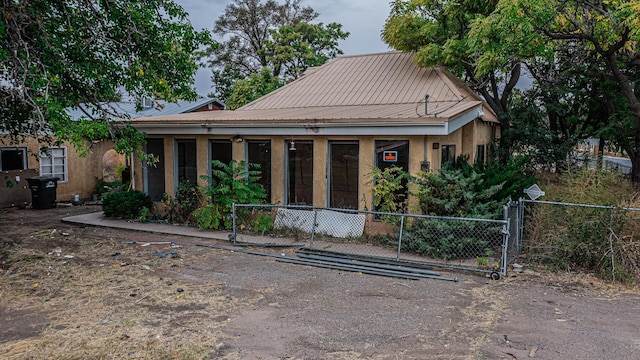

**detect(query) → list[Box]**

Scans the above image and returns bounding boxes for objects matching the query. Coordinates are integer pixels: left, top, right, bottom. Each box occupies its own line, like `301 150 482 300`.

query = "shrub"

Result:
102 190 152 219
162 181 203 224
194 160 266 230
524 168 640 283
402 218 503 260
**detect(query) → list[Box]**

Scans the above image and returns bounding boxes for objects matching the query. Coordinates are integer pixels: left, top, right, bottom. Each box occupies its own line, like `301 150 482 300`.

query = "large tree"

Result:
382 0 521 160
470 0 640 182
1 0 211 153
207 0 347 103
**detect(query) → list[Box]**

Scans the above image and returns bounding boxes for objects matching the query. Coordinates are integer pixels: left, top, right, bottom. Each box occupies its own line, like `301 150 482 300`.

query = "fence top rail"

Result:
521 198 640 212
233 203 508 225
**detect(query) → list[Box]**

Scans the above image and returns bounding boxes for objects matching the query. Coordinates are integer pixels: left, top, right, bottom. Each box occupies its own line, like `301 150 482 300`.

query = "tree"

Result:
470 0 640 183
207 0 348 104
264 22 349 81
382 0 521 160
1 0 212 153
225 68 284 110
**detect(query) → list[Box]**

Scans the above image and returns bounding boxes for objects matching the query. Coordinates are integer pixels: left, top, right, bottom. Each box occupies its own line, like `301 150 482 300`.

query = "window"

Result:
287 140 313 205
0 147 27 171
144 139 165 201
329 141 359 209
176 139 197 186
475 144 486 164
247 140 271 203
375 140 409 212
40 147 67 182
441 144 456 167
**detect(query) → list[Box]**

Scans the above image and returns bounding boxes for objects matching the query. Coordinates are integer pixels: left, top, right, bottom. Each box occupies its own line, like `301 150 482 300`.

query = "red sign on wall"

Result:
383 151 398 162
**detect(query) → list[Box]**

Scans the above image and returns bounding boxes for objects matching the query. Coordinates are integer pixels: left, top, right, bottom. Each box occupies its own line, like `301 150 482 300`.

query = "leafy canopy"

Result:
207 0 348 106
1 0 212 153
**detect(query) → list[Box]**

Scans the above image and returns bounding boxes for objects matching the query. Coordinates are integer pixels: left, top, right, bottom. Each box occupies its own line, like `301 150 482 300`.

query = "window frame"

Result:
39 147 68 183
328 140 360 210
0 147 28 171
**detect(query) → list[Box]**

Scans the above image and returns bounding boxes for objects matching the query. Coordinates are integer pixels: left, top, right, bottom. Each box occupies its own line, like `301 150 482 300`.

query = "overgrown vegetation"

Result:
193 160 267 230
161 181 203 224
102 190 152 219
367 156 533 260
524 167 640 284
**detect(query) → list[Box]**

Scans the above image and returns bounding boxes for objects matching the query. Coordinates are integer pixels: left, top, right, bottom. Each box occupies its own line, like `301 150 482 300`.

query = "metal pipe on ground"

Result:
276 257 422 281
296 253 441 276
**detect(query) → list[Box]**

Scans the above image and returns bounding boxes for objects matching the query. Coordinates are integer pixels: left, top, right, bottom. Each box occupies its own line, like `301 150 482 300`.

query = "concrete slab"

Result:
62 211 230 241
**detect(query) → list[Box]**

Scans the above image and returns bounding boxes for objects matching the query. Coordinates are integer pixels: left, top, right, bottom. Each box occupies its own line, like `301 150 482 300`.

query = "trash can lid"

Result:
27 176 60 181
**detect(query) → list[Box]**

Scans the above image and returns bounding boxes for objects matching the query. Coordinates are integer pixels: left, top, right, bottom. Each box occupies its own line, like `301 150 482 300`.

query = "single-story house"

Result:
0 97 224 207
129 51 499 211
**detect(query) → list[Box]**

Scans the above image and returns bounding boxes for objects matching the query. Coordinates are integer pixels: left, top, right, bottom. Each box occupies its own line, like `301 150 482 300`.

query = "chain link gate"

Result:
231 204 511 279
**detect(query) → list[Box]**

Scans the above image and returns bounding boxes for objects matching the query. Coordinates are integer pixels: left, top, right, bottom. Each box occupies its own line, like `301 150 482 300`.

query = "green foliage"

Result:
102 190 152 219
412 161 504 219
402 219 503 260
526 169 639 283
207 0 347 104
226 68 284 109
367 166 411 219
162 181 203 224
1 0 212 155
194 160 267 230
93 178 123 196
264 22 349 81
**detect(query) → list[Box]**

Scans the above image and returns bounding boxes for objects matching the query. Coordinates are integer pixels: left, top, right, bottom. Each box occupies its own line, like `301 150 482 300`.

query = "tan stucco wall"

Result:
136 127 497 212
1 136 118 203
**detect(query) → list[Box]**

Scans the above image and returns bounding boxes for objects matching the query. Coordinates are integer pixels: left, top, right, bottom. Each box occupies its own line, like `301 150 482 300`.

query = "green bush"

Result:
194 160 266 230
162 181 203 224
402 218 503 260
102 190 152 219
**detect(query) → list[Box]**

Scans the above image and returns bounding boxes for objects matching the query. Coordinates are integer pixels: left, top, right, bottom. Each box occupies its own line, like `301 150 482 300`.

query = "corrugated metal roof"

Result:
66 97 224 121
129 52 498 128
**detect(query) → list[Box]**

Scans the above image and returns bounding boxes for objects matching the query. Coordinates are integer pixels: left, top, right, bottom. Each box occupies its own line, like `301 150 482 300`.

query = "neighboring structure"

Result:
0 97 224 207
130 51 499 210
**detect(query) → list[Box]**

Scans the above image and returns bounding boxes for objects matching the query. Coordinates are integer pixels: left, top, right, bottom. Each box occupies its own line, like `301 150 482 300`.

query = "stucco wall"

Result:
1 136 118 203
135 128 496 211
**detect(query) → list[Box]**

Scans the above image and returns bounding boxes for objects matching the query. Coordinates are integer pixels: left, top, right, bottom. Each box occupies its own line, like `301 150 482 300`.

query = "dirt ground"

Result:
1 205 640 359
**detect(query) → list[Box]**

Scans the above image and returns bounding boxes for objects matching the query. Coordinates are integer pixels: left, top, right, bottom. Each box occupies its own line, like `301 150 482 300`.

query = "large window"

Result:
176 139 197 186
375 140 409 212
475 144 486 164
0 147 27 171
329 141 359 209
441 144 456 167
247 140 271 203
286 140 313 205
39 147 67 182
145 139 165 201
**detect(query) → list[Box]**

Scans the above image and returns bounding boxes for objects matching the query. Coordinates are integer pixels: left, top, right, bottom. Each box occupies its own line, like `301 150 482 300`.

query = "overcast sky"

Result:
175 0 392 96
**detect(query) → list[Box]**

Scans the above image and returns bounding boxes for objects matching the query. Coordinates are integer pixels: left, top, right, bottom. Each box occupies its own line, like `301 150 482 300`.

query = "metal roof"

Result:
66 97 225 121
130 52 498 135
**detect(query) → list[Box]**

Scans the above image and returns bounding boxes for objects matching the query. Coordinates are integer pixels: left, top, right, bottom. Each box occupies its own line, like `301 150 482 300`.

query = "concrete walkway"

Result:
62 211 231 241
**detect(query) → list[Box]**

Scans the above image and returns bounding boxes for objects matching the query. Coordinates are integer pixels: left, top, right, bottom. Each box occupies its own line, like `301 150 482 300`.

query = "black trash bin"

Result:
27 176 60 209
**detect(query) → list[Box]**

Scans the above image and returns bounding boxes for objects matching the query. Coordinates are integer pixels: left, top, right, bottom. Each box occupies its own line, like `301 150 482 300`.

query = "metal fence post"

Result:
396 215 405 261
609 207 616 282
232 203 237 246
501 221 510 278
310 208 318 248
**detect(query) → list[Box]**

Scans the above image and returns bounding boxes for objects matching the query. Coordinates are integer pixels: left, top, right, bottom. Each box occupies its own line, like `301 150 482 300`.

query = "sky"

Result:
175 0 393 96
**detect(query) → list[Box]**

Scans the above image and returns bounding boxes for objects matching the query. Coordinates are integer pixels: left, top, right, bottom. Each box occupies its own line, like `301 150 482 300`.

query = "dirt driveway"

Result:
1 205 639 359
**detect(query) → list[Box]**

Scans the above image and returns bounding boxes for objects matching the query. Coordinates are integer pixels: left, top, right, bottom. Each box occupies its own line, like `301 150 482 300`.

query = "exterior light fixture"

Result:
289 140 296 151
232 135 243 143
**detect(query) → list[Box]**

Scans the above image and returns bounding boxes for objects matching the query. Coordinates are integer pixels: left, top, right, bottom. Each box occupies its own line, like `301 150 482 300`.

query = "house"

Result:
0 97 224 207
129 51 499 210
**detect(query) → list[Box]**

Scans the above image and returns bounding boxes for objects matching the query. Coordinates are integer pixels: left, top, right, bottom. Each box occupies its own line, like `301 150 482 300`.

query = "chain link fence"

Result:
517 199 640 283
231 204 510 278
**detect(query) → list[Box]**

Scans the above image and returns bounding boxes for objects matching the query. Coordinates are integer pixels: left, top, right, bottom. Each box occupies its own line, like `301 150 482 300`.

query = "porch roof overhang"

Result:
130 101 494 137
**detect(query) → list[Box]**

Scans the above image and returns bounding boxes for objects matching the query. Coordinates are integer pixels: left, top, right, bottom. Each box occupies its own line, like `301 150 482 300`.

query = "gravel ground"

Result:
1 205 640 359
